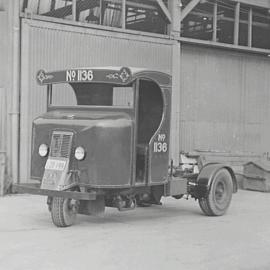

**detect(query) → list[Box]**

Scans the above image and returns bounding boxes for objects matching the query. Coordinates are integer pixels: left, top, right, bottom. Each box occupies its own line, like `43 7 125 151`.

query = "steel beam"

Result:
156 0 172 23
43 0 157 18
186 10 269 29
107 0 156 11
231 0 270 9
181 0 201 21
180 36 270 56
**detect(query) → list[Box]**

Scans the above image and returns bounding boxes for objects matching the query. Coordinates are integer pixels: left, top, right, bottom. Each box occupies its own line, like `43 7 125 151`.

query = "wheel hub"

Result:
214 179 229 206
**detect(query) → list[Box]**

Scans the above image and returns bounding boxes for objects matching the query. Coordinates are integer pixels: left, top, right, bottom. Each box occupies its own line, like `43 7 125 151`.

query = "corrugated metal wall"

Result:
20 19 270 182
20 19 173 182
180 44 270 155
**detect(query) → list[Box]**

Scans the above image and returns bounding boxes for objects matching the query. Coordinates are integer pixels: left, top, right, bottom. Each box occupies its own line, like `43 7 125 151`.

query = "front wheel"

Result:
51 197 79 227
199 168 233 216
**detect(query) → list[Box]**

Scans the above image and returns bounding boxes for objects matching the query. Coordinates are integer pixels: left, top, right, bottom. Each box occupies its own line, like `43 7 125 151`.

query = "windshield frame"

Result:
46 81 136 111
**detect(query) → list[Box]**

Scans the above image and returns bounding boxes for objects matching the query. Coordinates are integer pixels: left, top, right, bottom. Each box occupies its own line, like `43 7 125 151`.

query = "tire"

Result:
51 197 78 227
199 168 233 216
199 197 213 216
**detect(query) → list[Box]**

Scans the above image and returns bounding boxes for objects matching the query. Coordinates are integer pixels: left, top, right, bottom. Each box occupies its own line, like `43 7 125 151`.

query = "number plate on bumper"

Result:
41 159 68 190
45 159 66 171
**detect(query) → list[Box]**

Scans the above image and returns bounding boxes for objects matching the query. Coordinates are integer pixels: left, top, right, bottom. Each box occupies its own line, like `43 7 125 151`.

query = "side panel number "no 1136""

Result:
153 134 168 153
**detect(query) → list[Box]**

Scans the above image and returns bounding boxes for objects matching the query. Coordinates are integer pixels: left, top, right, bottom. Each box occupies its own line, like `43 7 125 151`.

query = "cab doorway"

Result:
135 79 164 184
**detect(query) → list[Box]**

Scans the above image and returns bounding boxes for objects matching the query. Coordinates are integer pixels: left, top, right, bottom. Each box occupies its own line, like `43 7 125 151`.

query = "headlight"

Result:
38 144 49 157
75 146 86 161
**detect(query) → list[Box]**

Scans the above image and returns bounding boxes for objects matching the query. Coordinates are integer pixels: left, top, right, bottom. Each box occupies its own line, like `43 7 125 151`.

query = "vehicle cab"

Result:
33 67 171 188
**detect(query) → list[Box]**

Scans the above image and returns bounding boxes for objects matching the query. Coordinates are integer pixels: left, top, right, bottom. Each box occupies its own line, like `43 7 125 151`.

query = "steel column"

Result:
122 0 126 29
248 8 252 47
168 0 181 36
169 0 181 165
72 0 77 21
8 0 20 183
212 1 217 42
234 2 240 45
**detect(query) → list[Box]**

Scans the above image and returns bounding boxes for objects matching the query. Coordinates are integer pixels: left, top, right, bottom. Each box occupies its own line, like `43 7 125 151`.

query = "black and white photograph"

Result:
0 0 270 269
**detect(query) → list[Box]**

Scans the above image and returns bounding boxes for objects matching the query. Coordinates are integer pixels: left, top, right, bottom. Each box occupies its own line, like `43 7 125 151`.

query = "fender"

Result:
192 163 238 199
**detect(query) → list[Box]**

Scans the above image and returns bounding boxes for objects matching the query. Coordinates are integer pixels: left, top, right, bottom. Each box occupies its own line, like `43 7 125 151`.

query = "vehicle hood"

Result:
31 109 133 187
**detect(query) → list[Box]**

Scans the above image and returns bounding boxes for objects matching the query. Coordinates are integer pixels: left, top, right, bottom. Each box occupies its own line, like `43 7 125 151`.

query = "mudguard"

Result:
193 163 237 199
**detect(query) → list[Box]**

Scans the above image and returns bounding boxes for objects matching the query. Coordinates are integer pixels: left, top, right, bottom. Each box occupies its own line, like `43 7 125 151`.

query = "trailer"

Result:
14 66 237 227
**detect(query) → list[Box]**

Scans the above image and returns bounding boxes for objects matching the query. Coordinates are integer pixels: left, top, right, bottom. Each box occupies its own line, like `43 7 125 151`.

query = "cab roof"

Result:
36 66 171 88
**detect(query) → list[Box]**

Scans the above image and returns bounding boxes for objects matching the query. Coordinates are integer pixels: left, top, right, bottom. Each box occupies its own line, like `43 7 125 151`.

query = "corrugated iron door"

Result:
19 18 173 183
180 45 270 155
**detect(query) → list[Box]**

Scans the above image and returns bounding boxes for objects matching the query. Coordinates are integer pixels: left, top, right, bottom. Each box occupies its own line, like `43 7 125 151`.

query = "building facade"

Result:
1 0 270 183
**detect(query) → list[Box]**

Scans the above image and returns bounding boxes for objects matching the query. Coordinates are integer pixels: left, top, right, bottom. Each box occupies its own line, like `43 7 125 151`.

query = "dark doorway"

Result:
136 79 163 183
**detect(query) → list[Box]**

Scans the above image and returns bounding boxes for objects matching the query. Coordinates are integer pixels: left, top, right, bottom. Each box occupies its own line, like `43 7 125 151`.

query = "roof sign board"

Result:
36 67 132 85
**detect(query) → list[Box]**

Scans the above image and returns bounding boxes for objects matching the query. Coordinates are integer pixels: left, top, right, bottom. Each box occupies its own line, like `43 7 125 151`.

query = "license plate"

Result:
45 159 66 171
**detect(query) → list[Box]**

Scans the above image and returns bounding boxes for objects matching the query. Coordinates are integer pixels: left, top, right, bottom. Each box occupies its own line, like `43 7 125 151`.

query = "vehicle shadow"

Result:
77 201 204 227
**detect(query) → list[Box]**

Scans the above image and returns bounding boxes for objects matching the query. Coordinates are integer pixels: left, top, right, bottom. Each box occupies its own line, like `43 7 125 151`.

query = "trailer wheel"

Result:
51 197 79 227
199 168 233 216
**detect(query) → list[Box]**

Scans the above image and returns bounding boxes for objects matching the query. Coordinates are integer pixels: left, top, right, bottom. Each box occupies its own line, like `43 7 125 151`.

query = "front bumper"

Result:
12 183 97 201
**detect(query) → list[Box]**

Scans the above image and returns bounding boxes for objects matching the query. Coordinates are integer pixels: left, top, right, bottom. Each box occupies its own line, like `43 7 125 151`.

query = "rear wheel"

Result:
199 168 233 216
199 197 213 216
51 197 79 227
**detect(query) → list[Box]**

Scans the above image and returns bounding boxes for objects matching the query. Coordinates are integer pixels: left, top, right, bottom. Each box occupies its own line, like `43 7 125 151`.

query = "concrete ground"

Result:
0 190 270 270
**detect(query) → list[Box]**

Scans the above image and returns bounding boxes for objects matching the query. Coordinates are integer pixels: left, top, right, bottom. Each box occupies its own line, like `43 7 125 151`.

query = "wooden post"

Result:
0 153 5 196
234 2 240 45
212 1 217 42
248 8 252 47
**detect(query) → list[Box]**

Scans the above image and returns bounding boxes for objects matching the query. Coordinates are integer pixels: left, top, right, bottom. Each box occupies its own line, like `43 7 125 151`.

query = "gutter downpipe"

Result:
10 0 20 184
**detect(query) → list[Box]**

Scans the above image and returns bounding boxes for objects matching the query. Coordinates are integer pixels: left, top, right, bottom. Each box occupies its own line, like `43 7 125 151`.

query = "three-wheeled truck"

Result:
14 67 237 227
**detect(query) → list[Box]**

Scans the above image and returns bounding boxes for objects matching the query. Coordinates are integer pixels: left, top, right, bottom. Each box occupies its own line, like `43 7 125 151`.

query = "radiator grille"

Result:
50 131 73 158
